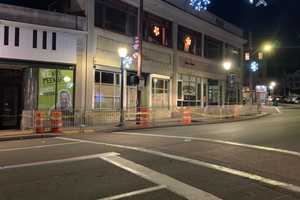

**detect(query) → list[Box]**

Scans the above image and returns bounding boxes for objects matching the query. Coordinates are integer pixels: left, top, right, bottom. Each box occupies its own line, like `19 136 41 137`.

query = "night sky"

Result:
1 0 300 77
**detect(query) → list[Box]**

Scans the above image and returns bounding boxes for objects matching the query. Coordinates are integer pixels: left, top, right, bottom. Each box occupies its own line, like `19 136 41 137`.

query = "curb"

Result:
0 133 61 142
0 113 270 142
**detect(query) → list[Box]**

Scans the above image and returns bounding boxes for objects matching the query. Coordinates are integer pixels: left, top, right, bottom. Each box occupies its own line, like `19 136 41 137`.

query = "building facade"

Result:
0 0 245 129
68 0 245 112
285 69 300 95
0 4 87 129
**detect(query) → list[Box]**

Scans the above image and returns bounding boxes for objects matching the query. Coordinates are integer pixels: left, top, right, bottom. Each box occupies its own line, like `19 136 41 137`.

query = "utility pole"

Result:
136 0 143 124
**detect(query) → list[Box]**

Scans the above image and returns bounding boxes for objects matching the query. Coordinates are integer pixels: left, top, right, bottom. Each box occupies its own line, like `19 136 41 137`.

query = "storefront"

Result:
0 62 75 129
177 74 208 107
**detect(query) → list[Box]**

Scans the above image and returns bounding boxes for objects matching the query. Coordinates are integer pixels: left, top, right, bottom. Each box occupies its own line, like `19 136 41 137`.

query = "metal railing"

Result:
16 105 264 132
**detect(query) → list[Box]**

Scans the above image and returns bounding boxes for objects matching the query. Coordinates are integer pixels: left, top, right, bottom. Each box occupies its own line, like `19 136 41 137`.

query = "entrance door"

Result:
0 69 22 130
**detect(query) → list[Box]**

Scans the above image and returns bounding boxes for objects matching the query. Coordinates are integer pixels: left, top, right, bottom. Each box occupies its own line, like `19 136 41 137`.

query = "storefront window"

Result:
152 78 169 108
177 74 202 107
38 68 74 112
94 70 120 110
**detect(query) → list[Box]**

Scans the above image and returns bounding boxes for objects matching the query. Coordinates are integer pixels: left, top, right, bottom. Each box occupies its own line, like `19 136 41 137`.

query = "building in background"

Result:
64 0 245 112
284 69 300 95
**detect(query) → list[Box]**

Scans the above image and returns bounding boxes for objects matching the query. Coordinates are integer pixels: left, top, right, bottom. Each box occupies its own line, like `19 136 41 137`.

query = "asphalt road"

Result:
0 106 300 200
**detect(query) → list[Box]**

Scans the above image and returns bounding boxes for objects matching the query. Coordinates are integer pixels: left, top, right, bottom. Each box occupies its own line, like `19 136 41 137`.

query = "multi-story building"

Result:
66 0 245 112
285 69 300 95
0 3 87 129
0 0 245 130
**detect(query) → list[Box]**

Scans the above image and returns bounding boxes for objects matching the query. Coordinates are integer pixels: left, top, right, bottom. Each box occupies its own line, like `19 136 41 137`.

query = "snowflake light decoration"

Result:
189 0 211 11
249 0 268 7
250 61 259 72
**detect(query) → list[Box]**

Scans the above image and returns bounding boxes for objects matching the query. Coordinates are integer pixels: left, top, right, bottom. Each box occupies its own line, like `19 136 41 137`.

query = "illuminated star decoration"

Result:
189 0 211 11
250 61 259 72
249 0 268 7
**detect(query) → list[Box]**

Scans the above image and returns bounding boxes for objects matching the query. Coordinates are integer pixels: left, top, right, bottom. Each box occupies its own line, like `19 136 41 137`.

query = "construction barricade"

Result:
35 111 45 134
51 111 63 134
182 108 192 125
140 108 150 128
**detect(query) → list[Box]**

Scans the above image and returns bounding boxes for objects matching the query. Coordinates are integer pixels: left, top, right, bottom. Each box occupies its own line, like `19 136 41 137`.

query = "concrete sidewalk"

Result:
0 112 269 142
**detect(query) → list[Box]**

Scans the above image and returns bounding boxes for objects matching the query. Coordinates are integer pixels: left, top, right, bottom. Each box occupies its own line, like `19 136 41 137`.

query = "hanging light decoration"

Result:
189 0 211 11
249 0 268 7
153 25 160 37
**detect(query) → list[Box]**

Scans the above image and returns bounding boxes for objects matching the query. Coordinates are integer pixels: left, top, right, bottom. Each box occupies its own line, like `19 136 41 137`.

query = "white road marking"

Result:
98 185 166 200
275 107 281 113
58 137 300 193
0 152 119 170
114 132 300 158
0 141 81 152
102 155 221 200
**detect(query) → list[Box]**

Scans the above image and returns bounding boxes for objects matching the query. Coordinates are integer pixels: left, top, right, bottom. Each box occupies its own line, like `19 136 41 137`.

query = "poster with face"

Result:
38 68 74 111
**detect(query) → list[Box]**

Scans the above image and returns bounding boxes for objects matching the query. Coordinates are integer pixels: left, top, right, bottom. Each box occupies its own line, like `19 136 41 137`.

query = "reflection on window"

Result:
225 44 241 68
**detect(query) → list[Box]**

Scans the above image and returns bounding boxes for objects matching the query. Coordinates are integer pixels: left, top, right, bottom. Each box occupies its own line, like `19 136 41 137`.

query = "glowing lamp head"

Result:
223 61 232 71
118 47 128 58
263 43 273 53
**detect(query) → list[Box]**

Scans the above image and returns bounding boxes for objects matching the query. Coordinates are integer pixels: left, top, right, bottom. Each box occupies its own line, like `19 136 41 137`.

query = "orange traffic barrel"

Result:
51 111 63 134
183 108 192 125
35 111 45 134
140 108 150 128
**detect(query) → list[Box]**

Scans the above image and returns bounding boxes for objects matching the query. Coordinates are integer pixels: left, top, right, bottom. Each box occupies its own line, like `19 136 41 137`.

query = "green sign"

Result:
38 68 74 111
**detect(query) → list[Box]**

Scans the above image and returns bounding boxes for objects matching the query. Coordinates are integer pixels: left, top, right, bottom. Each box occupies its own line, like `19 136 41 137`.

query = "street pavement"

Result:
0 106 300 200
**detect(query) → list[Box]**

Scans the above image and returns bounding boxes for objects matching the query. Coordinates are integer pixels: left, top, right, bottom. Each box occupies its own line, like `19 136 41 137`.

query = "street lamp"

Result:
223 60 232 105
263 43 274 53
118 47 128 126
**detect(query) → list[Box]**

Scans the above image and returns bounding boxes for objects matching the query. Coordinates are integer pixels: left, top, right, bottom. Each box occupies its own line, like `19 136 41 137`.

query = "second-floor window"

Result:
204 35 223 61
95 0 137 36
178 26 202 56
143 12 172 48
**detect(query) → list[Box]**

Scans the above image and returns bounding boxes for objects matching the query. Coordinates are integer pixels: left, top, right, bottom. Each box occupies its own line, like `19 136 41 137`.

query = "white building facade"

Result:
68 0 245 112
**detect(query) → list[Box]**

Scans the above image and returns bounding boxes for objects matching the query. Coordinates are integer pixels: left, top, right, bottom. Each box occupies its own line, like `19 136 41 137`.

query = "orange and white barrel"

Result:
35 111 45 134
51 111 63 134
183 108 192 125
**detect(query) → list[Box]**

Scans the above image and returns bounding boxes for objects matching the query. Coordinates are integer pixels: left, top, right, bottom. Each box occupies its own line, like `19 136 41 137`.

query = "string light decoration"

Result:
153 26 160 37
189 0 211 11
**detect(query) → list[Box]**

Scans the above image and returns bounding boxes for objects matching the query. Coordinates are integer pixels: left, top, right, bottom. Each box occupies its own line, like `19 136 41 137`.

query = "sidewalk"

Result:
0 112 269 142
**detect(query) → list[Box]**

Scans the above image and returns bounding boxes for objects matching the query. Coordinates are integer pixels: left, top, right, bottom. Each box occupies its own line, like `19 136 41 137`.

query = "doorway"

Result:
0 69 23 130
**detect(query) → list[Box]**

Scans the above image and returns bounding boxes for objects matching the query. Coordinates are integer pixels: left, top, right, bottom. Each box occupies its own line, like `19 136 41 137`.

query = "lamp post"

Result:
223 61 232 105
118 47 128 127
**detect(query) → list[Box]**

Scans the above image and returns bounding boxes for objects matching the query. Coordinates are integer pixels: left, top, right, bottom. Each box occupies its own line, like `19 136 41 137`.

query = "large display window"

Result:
38 68 74 113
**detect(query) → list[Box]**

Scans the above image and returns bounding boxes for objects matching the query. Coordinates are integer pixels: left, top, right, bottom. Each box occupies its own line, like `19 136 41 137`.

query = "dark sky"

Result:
209 0 300 76
1 0 300 76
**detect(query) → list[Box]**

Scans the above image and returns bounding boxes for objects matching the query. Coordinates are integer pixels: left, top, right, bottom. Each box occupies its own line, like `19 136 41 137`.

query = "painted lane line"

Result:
275 107 281 113
0 141 81 152
102 155 222 200
0 152 119 170
98 185 166 200
58 137 300 194
114 132 300 158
